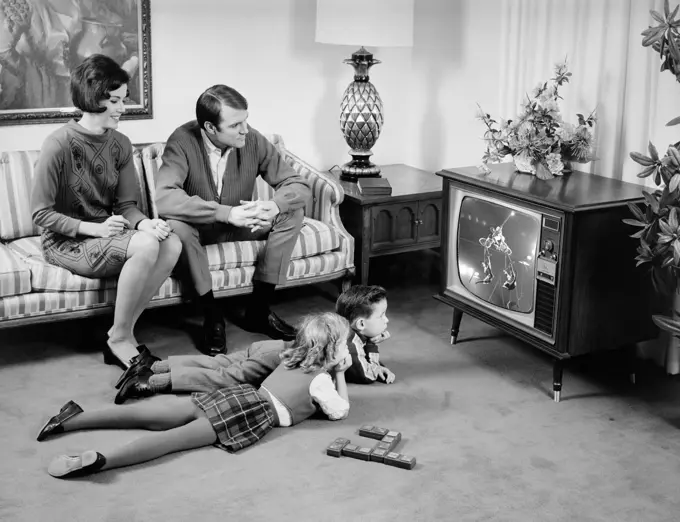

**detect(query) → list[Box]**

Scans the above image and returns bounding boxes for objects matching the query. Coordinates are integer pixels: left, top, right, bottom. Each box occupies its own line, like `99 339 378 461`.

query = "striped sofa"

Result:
0 134 354 329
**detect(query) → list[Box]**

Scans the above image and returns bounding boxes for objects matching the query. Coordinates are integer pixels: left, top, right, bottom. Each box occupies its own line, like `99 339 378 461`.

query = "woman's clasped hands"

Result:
137 218 172 241
98 215 172 241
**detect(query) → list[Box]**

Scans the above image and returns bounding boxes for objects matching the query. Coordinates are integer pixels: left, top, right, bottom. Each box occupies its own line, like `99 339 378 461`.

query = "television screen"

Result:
457 196 540 313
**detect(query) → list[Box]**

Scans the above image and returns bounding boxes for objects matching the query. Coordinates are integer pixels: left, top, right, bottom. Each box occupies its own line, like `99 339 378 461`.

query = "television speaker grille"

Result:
534 280 556 336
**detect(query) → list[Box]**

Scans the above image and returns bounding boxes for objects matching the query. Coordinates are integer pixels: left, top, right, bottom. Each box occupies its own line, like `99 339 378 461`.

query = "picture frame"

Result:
0 0 152 125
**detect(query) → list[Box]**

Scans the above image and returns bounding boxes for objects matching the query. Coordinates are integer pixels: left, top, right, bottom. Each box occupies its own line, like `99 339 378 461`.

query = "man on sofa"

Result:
155 84 311 356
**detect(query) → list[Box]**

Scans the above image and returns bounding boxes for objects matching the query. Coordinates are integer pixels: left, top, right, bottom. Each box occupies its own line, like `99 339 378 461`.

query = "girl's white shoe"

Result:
48 450 106 478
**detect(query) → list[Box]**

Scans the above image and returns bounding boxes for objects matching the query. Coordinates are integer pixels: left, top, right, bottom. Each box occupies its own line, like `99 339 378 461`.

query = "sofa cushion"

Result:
206 217 341 270
207 250 348 292
0 150 42 241
0 243 32 298
8 237 118 292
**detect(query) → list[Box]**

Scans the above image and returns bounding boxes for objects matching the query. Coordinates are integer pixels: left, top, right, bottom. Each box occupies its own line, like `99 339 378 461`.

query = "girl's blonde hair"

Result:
280 312 350 373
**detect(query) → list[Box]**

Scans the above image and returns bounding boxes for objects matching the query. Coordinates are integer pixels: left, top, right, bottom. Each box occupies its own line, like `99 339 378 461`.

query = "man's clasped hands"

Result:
229 199 280 233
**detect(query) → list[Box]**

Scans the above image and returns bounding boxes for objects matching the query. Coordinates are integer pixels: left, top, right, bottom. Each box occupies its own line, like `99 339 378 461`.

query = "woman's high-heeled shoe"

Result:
103 344 132 370
113 345 161 389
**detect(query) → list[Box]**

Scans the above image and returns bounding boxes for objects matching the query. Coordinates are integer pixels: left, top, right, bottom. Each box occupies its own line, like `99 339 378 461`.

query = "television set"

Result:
435 163 660 401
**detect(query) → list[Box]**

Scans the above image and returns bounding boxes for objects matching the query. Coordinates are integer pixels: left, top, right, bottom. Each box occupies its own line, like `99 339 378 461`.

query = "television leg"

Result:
552 360 563 403
450 308 464 345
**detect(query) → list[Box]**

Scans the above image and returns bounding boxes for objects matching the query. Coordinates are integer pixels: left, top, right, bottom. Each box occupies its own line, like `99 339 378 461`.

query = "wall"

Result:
0 0 503 174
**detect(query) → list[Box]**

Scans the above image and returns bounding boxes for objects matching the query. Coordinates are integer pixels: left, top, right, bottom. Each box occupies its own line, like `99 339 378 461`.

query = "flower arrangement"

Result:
477 61 597 180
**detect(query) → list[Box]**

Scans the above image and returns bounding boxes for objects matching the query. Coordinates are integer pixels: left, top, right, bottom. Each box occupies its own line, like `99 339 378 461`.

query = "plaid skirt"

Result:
192 384 275 453
41 229 136 279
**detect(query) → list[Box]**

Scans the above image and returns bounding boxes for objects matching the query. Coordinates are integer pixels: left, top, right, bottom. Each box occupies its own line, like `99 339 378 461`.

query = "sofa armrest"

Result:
281 148 354 268
281 149 344 221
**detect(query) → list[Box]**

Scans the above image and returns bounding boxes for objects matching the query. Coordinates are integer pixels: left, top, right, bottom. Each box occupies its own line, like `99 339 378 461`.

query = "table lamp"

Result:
315 0 414 181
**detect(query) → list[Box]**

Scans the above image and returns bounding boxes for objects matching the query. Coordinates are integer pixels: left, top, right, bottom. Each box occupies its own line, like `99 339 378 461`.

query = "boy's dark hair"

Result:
335 285 387 325
70 54 129 113
196 84 248 131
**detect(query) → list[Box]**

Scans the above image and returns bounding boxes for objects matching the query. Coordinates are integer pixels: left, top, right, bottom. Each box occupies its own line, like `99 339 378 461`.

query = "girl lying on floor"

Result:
37 312 351 478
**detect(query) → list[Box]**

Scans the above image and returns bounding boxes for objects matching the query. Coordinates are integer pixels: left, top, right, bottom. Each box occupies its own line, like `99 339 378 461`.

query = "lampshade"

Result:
315 0 414 48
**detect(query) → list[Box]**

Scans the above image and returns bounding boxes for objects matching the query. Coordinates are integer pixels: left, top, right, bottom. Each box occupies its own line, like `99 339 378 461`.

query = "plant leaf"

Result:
659 219 675 234
622 218 647 227
651 10 666 23
669 147 680 167
536 165 554 180
670 173 680 192
637 165 658 178
643 29 667 47
630 151 655 166
649 141 660 161
627 202 646 222
671 207 679 229
672 3 679 21
667 115 680 126
669 31 680 64
665 0 671 18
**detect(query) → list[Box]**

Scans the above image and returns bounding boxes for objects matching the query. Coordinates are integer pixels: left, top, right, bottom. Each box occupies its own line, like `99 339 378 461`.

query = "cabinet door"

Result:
370 203 418 250
417 198 442 244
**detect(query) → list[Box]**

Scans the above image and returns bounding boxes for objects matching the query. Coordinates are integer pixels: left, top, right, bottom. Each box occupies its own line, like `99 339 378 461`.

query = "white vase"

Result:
513 154 536 175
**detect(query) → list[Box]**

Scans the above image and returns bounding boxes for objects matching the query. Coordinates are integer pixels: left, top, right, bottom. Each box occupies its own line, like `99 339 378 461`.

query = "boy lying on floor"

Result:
114 285 394 403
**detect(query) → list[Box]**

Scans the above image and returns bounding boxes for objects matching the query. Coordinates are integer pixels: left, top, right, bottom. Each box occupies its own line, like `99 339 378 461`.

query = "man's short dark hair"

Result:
196 84 248 131
70 54 129 113
335 285 388 325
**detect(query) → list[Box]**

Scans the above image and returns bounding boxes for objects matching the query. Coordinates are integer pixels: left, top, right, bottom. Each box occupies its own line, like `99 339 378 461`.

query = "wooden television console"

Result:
434 163 660 402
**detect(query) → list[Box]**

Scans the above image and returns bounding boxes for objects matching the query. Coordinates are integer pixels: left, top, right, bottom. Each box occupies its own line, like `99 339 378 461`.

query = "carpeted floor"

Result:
1 250 680 522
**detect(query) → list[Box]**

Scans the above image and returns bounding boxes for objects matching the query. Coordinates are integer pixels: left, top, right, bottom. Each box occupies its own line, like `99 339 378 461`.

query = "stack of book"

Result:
357 177 392 196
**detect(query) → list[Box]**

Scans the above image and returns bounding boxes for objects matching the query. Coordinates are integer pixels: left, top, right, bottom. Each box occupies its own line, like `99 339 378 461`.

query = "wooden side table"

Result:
339 164 443 285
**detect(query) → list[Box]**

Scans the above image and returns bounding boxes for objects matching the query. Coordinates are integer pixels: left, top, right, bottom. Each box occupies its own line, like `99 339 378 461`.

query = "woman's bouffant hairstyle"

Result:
335 285 387 325
196 84 248 131
279 312 350 374
70 54 129 113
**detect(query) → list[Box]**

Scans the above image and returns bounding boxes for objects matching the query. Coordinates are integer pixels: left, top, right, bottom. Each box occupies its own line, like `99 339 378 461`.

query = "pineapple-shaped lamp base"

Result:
339 47 384 181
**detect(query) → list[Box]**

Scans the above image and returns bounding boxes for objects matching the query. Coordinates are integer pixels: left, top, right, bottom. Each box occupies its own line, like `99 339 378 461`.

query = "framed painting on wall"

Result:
0 0 152 125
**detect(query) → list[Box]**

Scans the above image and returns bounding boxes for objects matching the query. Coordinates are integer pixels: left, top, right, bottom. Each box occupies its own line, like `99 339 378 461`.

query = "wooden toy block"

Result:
384 430 402 443
380 435 400 452
395 454 417 470
383 452 402 467
341 443 361 458
359 425 389 440
326 437 351 457
375 441 392 452
383 452 416 470
370 447 388 463
351 446 373 461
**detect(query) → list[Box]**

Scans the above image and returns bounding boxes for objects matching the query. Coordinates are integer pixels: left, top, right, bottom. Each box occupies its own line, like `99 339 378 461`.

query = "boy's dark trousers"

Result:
167 339 288 393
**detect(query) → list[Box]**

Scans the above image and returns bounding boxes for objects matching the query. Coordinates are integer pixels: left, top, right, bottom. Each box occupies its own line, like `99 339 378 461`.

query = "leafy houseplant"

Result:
627 0 680 334
477 61 596 180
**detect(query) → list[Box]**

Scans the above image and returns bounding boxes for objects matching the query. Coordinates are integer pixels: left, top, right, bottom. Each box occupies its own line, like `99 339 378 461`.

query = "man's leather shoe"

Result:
200 319 226 357
245 310 297 341
114 345 161 389
37 400 83 442
114 370 155 404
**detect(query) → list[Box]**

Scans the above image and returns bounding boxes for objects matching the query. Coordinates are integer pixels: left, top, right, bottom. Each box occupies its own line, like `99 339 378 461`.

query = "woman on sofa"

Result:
31 54 182 370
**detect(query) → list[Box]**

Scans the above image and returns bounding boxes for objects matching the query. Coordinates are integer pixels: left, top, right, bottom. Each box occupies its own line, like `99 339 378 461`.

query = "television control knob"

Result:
543 240 554 252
